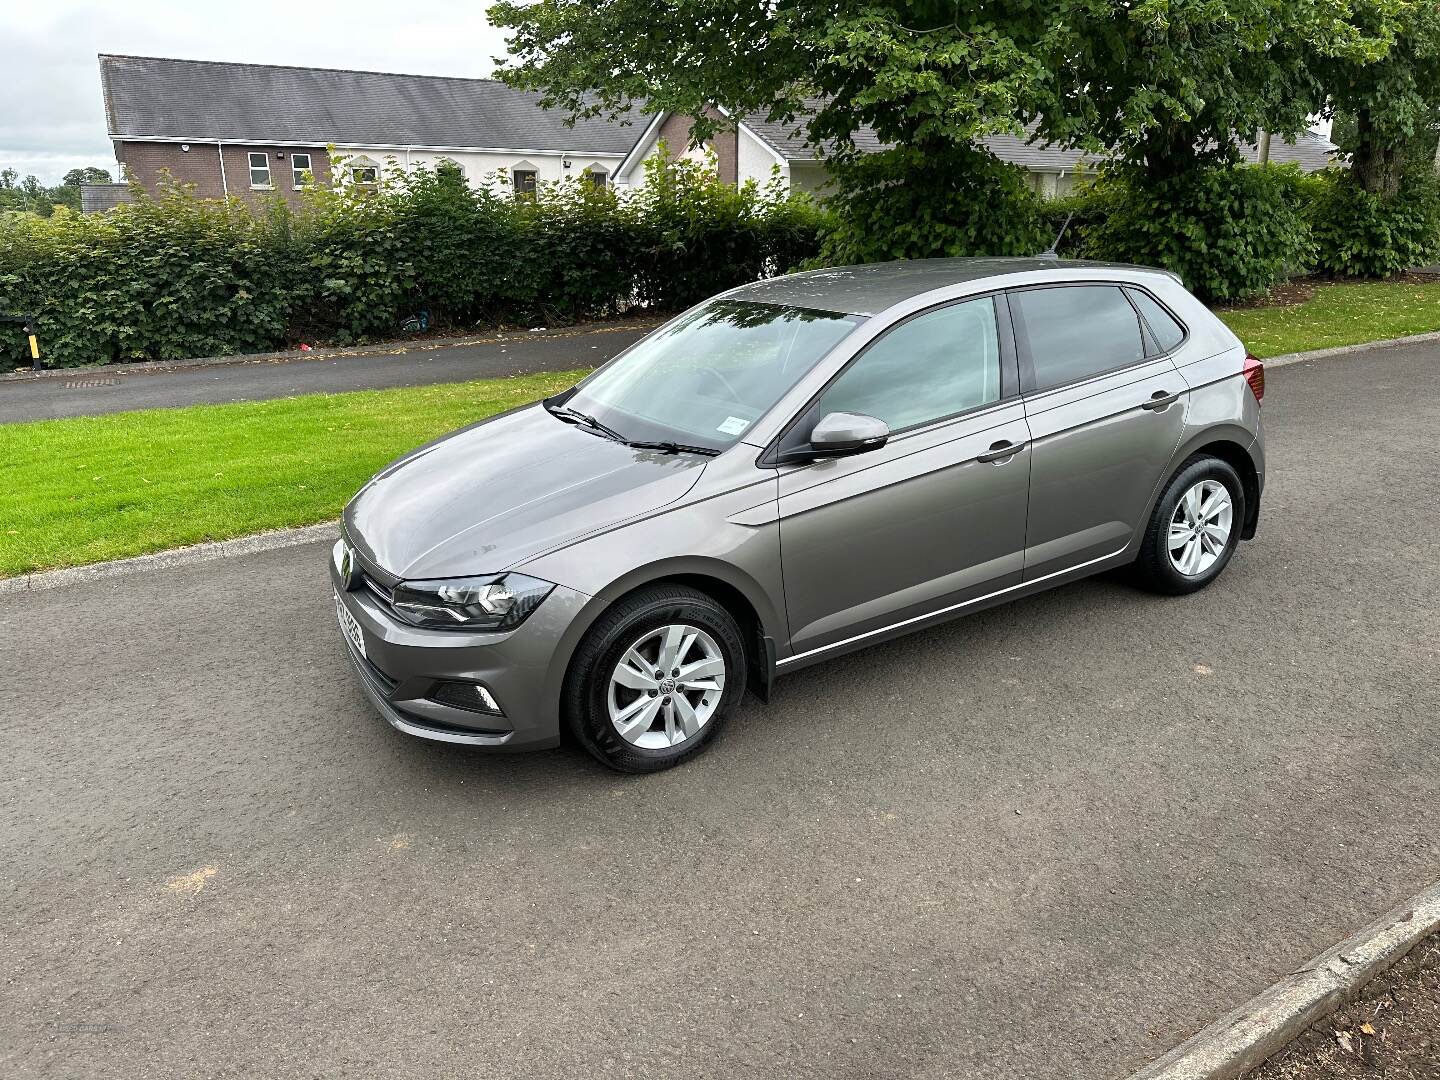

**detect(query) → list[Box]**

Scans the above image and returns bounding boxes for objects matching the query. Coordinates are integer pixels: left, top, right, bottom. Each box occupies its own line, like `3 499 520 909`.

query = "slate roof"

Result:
99 54 650 153
741 108 1337 173
79 183 133 213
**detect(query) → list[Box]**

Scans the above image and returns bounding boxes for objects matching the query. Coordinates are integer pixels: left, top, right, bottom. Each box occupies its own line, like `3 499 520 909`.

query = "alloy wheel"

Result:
607 624 726 749
1168 479 1233 576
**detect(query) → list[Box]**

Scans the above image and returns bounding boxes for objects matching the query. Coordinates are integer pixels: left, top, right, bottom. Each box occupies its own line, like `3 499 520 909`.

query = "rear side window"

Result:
1126 288 1187 353
819 297 1001 431
1012 285 1145 392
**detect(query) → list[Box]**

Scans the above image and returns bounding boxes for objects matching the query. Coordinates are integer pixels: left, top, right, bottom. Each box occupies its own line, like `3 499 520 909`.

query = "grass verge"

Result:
1217 278 1440 357
0 369 585 578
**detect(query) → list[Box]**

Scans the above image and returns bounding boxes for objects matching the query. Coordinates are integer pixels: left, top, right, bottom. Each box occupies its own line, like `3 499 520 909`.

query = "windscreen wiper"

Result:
625 440 721 457
548 405 627 443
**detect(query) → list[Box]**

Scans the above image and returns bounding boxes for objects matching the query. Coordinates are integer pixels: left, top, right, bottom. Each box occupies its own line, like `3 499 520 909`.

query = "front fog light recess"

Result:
430 681 504 715
390 573 554 630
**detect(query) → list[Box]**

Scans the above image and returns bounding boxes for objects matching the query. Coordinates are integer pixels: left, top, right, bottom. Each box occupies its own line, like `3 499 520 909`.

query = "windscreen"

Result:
562 299 864 451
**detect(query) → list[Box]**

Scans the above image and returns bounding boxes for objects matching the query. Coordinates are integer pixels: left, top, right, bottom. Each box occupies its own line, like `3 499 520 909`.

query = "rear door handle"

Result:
1140 390 1180 410
976 439 1026 463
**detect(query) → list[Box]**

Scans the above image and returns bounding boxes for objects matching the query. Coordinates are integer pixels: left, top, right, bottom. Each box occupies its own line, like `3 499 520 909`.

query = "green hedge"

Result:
0 154 827 371
1043 162 1440 297
1078 164 1315 303
1305 168 1440 278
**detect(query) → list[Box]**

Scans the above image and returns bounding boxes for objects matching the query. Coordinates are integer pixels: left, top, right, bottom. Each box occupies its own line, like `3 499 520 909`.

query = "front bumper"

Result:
330 544 590 751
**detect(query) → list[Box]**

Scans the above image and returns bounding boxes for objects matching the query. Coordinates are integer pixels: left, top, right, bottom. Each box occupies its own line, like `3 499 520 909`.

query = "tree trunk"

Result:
1352 108 1404 197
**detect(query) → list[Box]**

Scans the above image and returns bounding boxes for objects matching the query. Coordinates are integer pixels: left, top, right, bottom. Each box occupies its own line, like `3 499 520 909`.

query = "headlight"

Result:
390 573 555 631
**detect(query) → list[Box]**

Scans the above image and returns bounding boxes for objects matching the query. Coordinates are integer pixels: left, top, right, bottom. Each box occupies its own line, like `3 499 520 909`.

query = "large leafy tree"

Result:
1315 1 1440 195
489 1 1402 257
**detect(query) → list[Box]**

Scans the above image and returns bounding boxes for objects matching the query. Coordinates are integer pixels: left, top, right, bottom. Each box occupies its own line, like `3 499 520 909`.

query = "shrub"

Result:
818 144 1049 265
1306 168 1440 278
0 156 825 371
1081 163 1315 303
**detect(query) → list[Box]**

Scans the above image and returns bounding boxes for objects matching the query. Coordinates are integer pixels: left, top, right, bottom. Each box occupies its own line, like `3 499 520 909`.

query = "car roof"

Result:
724 257 1177 317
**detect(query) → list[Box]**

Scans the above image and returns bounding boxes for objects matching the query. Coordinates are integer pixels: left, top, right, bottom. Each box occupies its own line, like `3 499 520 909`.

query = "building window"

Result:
583 166 609 190
350 165 378 185
436 157 466 182
512 169 538 197
291 152 313 188
248 152 272 189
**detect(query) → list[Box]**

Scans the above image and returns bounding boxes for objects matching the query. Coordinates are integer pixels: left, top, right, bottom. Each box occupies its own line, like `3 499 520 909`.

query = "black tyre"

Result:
563 585 748 773
1131 455 1246 595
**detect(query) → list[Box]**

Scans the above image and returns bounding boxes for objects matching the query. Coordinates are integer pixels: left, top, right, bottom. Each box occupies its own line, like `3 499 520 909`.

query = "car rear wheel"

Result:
564 585 748 772
1131 455 1246 595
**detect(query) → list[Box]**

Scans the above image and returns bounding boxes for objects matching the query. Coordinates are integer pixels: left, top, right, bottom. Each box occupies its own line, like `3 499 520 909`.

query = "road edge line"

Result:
1126 881 1440 1080
0 521 340 595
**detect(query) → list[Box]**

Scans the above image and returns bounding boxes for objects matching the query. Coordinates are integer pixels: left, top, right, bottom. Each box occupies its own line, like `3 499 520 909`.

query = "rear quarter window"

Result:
1012 285 1146 392
1126 287 1187 354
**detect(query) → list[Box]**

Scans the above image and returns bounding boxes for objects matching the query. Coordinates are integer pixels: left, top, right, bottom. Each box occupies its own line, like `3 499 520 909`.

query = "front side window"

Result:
561 300 863 451
1013 285 1145 392
818 297 1001 432
291 152 313 187
248 151 271 188
513 169 538 196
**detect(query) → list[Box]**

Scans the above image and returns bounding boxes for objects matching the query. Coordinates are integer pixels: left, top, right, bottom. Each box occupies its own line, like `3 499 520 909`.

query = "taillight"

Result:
1243 352 1265 404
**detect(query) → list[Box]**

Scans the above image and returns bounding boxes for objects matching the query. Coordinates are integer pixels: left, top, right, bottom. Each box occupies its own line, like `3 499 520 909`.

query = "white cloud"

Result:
0 1 513 184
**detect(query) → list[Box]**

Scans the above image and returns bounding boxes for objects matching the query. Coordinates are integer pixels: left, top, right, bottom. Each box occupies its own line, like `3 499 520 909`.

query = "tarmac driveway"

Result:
2 343 1437 1079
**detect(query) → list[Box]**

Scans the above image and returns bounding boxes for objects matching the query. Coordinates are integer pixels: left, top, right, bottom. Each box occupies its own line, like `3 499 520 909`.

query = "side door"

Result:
774 294 1032 661
1009 282 1190 580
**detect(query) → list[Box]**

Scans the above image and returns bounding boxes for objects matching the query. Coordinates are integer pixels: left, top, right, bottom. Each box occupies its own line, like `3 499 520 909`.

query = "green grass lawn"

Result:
1217 278 1440 358
0 369 586 578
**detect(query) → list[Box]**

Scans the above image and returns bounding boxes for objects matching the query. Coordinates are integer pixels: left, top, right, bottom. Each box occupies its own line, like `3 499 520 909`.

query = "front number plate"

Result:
335 593 367 659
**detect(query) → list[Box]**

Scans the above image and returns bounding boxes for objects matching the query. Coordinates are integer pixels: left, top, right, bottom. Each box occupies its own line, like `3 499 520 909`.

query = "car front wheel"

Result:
564 585 748 772
1132 455 1246 595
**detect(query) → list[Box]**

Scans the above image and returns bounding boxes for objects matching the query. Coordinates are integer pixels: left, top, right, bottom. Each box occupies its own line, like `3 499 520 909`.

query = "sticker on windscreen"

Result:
717 416 750 435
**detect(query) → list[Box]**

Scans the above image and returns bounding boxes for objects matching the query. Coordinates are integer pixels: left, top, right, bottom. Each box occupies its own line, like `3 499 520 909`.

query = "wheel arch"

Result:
1181 435 1262 540
546 558 782 722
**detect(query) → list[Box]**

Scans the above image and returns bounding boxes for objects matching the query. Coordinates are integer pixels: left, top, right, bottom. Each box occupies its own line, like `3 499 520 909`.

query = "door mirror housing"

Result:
804 412 890 458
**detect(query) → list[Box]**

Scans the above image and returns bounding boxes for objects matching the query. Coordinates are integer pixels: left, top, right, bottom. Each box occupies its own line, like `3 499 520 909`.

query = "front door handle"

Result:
1140 390 1181 410
976 439 1026 463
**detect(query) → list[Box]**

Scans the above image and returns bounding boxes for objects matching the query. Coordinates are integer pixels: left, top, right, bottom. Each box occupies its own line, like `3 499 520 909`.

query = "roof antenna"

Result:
1036 211 1074 258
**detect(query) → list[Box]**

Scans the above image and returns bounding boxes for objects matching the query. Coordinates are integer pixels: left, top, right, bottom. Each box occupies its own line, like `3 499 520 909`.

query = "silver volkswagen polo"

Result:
333 258 1265 772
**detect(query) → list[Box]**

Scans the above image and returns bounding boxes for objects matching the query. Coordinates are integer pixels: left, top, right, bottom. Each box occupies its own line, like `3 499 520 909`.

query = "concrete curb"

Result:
1262 329 1440 368
1127 881 1440 1080
0 318 663 383
0 521 339 595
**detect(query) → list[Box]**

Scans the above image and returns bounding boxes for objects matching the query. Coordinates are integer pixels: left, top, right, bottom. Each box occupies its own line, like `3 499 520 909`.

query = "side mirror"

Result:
807 411 890 457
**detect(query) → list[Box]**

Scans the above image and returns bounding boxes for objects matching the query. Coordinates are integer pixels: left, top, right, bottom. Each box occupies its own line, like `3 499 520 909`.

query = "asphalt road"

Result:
0 321 655 423
2 343 1438 1080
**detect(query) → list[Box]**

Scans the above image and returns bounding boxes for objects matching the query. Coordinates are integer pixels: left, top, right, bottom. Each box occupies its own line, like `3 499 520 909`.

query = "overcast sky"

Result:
0 2 512 184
